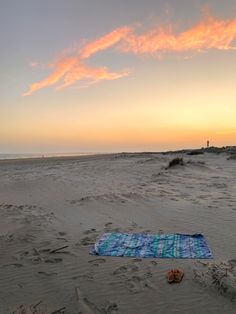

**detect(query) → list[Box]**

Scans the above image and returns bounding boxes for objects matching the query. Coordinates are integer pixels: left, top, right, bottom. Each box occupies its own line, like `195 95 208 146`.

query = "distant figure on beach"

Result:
207 140 210 148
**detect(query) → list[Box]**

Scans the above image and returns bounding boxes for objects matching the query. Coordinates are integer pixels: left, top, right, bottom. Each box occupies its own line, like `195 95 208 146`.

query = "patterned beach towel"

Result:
91 233 212 259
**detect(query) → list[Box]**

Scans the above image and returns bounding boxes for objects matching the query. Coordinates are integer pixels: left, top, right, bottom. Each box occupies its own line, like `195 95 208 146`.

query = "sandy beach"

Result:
0 151 236 313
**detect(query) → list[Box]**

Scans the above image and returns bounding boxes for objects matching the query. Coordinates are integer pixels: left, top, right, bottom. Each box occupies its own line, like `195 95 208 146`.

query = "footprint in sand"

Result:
76 286 118 314
83 228 97 235
113 263 139 275
88 258 106 267
80 229 99 246
56 237 68 242
2 263 23 268
21 246 65 264
80 236 97 246
126 272 154 293
228 259 236 267
44 257 63 264
112 261 154 293
58 231 67 236
104 222 113 232
100 301 119 314
104 222 113 228
31 256 43 264
72 273 94 280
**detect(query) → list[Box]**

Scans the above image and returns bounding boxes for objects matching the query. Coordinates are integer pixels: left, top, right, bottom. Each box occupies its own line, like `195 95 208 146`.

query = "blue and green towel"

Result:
91 233 212 259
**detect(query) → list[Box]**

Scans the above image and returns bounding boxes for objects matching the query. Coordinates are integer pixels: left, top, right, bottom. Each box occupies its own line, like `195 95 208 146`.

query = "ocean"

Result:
0 152 95 160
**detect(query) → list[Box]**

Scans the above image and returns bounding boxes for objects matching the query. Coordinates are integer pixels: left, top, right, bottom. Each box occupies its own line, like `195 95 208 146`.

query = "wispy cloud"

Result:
22 27 131 96
56 62 130 90
119 15 236 54
80 26 132 59
22 12 236 96
22 57 77 96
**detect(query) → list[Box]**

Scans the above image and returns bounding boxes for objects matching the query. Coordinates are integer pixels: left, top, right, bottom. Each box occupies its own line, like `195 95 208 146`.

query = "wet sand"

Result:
0 152 236 313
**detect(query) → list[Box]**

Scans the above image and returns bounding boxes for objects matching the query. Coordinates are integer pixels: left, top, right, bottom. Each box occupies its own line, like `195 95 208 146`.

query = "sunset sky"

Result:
1 0 236 153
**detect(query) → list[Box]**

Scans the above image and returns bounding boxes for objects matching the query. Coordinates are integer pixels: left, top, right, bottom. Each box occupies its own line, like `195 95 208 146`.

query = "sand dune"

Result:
0 152 236 313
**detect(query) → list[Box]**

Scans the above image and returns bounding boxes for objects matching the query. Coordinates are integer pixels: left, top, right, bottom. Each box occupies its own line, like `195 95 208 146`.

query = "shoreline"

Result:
0 145 235 164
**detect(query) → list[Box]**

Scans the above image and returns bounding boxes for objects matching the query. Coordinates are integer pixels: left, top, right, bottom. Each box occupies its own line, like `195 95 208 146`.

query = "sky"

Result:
1 0 236 153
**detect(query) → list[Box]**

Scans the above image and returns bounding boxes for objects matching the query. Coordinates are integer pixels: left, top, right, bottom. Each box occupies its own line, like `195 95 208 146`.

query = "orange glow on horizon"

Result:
2 125 236 151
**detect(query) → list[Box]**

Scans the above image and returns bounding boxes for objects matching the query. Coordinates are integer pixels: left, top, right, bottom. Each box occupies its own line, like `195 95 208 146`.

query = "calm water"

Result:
0 152 96 160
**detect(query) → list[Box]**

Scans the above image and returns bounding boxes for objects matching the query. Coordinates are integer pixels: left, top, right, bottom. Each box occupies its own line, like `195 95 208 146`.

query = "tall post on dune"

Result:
207 140 209 148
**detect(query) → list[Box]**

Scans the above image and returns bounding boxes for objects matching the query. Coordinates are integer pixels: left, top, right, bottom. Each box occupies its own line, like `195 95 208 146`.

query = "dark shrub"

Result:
166 157 184 169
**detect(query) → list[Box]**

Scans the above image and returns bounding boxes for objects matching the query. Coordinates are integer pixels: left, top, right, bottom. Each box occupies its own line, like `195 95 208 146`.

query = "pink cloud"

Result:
79 26 132 59
22 57 77 96
57 61 130 90
22 26 131 96
119 15 236 54
22 13 236 96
